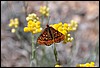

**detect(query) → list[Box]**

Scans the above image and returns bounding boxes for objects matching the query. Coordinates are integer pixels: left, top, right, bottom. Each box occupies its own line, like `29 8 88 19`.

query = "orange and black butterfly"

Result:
37 24 65 46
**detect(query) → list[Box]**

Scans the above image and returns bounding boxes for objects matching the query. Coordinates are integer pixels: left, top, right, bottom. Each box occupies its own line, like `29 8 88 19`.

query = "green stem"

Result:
32 34 35 59
53 43 58 63
16 28 21 40
30 33 36 67
41 15 44 27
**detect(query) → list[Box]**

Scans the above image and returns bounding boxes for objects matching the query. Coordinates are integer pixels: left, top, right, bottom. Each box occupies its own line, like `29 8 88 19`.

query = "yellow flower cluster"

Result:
24 13 42 34
39 6 49 17
55 64 62 67
76 62 97 67
50 22 67 35
8 18 19 33
26 13 39 22
50 20 78 43
67 20 78 32
63 34 74 43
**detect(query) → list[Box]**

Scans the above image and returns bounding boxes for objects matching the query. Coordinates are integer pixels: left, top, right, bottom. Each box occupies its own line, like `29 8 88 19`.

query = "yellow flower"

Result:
36 28 42 33
29 27 35 32
58 22 62 26
42 11 46 14
50 22 72 43
24 13 42 34
76 62 97 67
24 27 29 32
15 21 19 25
31 13 37 17
67 38 71 41
11 28 16 33
36 21 41 26
36 17 39 20
61 30 67 35
15 18 18 20
14 25 18 28
36 21 41 29
90 62 95 67
33 19 37 22
9 18 19 28
28 20 33 24
8 23 13 27
72 27 77 31
85 63 90 67
70 37 74 41
69 20 78 31
14 18 19 28
67 34 70 37
28 21 36 28
10 19 14 23
40 6 43 12
26 13 39 22
32 31 37 34
8 18 19 33
46 7 49 12
26 17 30 21
63 23 68 27
53 24 59 30
55 64 62 67
63 26 67 30
9 19 14 27
32 22 36 27
39 6 49 17
80 64 85 67
36 25 40 29
67 27 73 31
50 20 78 43
58 26 63 32
46 13 49 16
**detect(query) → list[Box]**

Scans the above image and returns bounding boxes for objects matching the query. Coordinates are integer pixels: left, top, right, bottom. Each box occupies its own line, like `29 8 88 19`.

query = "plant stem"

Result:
23 1 28 17
16 28 21 40
30 33 35 67
32 34 35 59
46 1 48 7
41 15 44 27
53 43 58 63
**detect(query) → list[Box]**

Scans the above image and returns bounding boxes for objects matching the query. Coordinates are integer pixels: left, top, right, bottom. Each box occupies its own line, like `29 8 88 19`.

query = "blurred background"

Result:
1 1 99 67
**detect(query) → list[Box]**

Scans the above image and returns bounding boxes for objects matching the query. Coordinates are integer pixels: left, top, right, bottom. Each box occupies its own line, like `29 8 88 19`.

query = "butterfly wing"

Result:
37 27 54 46
49 27 65 43
37 25 65 46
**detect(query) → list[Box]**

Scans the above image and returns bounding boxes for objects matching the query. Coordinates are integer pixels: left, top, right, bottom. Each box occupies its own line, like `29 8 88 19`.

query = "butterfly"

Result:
37 24 65 46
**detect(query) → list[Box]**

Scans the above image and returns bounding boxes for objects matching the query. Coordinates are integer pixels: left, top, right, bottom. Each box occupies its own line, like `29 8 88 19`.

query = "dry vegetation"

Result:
1 1 99 67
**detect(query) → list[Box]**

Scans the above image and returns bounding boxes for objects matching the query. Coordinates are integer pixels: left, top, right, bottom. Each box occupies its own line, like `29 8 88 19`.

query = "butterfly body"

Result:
37 25 65 46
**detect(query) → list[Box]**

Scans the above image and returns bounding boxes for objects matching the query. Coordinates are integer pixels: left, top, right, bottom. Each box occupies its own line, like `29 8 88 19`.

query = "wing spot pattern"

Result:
37 25 65 46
